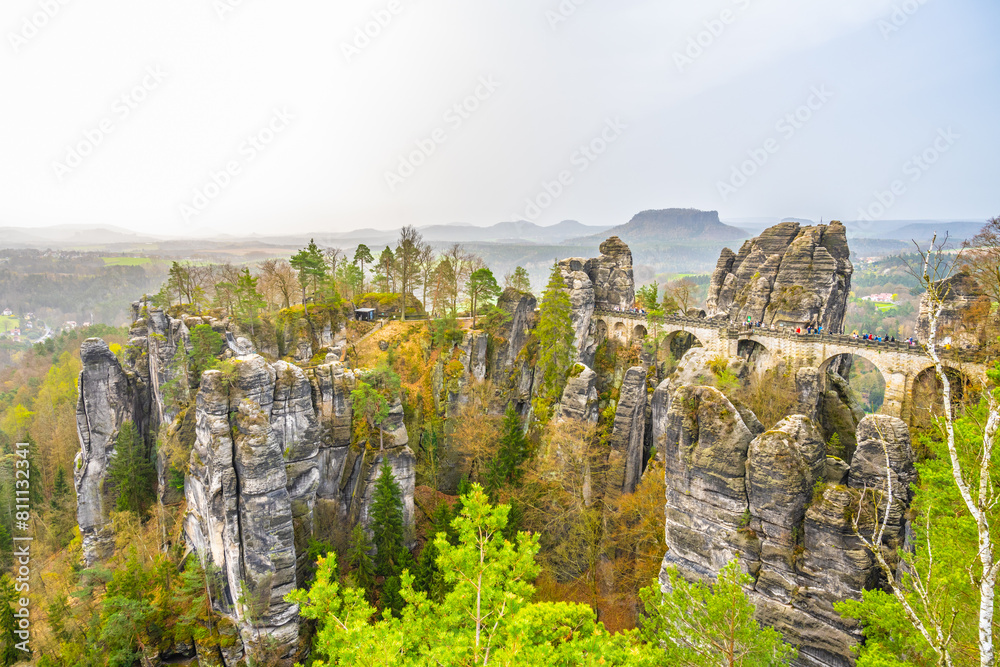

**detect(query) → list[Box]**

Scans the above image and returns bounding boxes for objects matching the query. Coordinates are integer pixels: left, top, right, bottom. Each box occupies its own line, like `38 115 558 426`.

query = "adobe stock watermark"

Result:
510 117 627 222
8 0 72 54
52 65 168 182
673 0 753 73
856 127 959 223
13 442 32 654
878 0 931 39
717 85 833 202
384 76 500 192
341 0 414 63
178 108 294 223
214 0 251 20
546 0 587 31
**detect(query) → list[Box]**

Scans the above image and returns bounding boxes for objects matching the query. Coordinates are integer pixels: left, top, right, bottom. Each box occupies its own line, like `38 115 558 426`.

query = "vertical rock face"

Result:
493 288 538 411
659 385 756 581
271 361 321 580
184 358 300 662
558 258 596 364
496 288 537 370
75 338 151 565
849 415 916 539
557 364 599 423
706 221 853 332
607 366 647 493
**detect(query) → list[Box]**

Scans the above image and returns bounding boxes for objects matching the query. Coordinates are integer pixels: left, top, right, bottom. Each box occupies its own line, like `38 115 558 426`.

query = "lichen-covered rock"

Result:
706 221 853 332
607 366 647 493
746 416 825 571
659 385 756 581
558 364 599 423
271 361 321 581
493 288 537 370
656 384 917 666
758 483 874 667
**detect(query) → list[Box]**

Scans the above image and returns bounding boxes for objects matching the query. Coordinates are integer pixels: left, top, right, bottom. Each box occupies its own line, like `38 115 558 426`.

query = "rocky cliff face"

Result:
654 372 915 666
706 221 853 332
74 338 153 565
76 303 415 665
606 366 648 493
558 235 636 365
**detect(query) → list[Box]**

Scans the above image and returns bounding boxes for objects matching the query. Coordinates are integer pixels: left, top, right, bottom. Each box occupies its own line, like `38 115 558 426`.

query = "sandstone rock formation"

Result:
559 236 636 364
654 379 917 666
706 221 853 332
75 338 153 565
76 302 416 665
606 366 648 493
587 236 634 311
557 258 596 364
557 364 599 423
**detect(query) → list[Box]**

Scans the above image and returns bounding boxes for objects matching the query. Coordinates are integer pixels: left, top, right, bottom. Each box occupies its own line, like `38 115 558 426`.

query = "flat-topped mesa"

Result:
706 221 852 332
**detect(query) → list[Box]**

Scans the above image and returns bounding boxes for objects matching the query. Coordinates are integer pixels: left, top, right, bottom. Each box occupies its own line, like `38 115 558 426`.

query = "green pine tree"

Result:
484 404 529 495
370 464 406 578
52 465 69 500
290 239 328 317
0 575 19 666
414 502 453 603
639 560 797 666
369 464 413 615
534 263 576 417
346 524 376 597
188 324 223 381
106 421 156 515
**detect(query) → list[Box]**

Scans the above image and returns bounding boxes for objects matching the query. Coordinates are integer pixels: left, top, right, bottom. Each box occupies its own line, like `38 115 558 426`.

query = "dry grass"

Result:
351 320 428 368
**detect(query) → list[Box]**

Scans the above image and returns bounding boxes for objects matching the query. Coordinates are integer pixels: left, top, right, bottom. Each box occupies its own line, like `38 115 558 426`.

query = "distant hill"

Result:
882 221 984 245
840 219 984 243
0 224 161 248
574 209 748 245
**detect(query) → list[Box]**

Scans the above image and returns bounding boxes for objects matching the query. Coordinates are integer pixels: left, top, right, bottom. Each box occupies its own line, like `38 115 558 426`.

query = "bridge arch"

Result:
908 363 980 427
633 324 647 341
593 319 608 346
820 353 888 414
612 322 627 343
661 328 704 359
737 339 770 373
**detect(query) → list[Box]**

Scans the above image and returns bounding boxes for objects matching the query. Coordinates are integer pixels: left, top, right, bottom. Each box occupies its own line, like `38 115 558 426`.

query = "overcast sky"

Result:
1 0 997 236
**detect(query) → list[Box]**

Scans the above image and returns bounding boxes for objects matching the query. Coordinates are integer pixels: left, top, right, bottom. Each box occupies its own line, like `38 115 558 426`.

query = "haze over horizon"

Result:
2 0 998 238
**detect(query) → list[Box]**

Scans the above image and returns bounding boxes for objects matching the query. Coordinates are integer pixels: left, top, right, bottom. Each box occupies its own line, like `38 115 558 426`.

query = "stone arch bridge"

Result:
593 309 988 421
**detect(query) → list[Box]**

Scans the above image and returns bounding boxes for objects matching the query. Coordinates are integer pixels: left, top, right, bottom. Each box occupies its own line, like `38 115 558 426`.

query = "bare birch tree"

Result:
854 235 997 666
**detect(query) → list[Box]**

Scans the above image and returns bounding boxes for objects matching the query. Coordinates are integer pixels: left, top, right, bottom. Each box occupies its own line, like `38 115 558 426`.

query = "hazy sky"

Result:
2 0 997 236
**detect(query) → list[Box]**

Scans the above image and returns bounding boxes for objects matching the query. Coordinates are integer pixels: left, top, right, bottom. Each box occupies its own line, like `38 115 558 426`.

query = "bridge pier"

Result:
881 372 909 419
